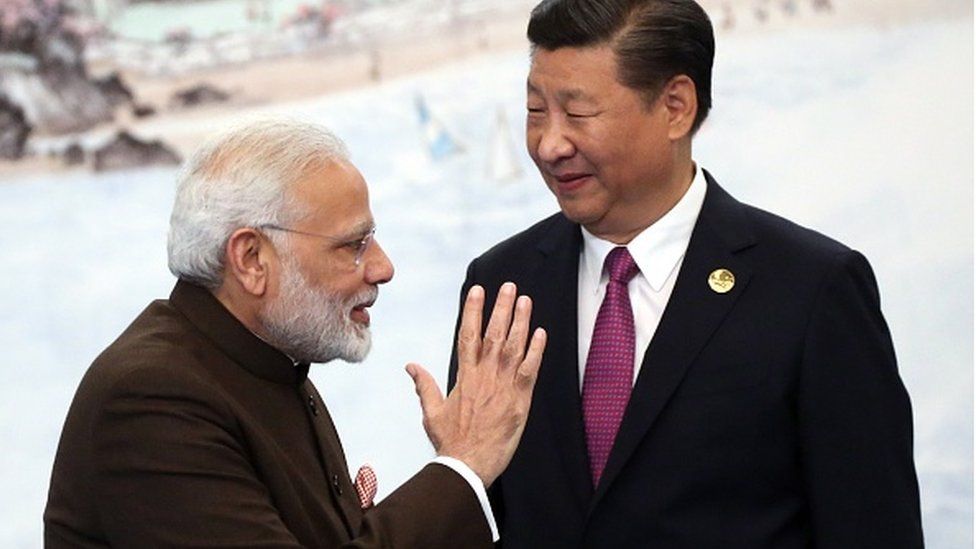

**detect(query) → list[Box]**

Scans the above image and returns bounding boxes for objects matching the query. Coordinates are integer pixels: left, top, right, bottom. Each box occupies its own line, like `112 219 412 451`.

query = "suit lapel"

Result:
590 174 757 509
531 217 594 511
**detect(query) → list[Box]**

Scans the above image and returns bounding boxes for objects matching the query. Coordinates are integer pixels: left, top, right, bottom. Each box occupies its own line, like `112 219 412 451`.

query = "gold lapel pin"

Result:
708 269 735 294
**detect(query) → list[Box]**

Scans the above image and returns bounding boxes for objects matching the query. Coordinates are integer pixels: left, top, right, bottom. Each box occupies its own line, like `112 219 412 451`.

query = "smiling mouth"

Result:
552 173 592 192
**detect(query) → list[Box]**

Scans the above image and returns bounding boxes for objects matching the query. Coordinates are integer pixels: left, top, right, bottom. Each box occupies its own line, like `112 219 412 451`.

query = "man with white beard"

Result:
44 119 547 548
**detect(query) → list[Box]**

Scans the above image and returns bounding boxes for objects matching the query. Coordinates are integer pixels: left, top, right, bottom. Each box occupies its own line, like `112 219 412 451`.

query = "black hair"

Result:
528 0 714 133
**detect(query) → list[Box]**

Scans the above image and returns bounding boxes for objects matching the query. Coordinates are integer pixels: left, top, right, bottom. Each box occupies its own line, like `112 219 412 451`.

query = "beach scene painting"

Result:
1 0 972 546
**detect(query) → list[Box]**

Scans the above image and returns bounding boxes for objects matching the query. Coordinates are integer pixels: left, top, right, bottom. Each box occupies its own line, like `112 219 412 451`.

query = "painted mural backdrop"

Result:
1 0 971 546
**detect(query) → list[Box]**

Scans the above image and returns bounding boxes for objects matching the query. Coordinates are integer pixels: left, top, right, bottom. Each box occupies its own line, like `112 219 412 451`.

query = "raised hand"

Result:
406 282 547 486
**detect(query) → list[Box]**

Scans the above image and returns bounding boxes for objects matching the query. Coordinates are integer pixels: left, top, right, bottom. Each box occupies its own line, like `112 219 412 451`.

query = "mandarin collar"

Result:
170 280 309 385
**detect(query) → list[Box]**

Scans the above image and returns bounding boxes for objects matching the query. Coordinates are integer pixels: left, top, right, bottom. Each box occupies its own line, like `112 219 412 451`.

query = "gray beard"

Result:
260 255 375 364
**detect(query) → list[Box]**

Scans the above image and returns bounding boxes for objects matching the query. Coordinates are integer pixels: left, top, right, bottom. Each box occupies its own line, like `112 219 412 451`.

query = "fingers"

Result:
482 282 517 359
456 285 485 370
516 328 547 389
501 295 533 371
406 363 444 413
458 282 542 381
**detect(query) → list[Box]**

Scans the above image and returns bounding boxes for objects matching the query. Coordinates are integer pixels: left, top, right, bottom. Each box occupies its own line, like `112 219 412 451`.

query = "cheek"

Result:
576 137 617 174
585 145 645 196
524 126 541 159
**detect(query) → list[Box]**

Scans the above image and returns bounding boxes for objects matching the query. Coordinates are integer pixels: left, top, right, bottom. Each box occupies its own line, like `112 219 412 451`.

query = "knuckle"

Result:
509 314 526 329
483 331 504 349
501 345 521 366
516 368 536 387
458 329 478 347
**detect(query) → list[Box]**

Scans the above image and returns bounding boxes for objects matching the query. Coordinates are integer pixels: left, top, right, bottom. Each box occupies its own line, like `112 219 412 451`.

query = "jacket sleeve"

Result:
797 250 924 547
92 365 491 548
353 463 492 548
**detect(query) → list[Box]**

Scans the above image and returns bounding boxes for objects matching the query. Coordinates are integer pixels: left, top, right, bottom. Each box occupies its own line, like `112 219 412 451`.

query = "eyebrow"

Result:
526 80 596 104
341 220 375 240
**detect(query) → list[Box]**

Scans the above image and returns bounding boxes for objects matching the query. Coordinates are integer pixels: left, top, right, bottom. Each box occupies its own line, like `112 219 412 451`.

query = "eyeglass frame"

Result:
258 223 377 267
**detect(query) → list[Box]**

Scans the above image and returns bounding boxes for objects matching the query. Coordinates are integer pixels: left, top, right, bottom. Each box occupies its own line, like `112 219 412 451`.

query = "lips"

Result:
551 172 592 193
350 296 376 326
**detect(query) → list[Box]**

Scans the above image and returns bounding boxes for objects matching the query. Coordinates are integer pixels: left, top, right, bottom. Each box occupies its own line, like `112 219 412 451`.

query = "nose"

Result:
531 117 575 165
363 239 394 285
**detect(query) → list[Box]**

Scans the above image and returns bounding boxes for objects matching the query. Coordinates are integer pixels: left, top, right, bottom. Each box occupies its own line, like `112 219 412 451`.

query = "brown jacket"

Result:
45 281 491 548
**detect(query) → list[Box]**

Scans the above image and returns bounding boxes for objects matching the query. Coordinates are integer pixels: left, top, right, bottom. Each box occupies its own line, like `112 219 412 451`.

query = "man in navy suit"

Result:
449 0 923 547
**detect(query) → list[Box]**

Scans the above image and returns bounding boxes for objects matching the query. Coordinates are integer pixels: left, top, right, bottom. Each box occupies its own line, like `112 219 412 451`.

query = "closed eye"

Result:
344 232 372 249
341 227 375 252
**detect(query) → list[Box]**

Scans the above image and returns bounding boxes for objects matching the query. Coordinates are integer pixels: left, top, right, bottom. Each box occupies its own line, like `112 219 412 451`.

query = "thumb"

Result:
406 363 444 415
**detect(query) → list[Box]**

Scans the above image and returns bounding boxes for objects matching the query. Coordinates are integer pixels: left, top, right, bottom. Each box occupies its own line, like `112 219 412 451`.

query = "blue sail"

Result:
415 94 461 160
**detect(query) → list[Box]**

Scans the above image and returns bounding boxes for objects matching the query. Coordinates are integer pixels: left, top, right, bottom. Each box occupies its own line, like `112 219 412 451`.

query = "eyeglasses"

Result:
259 224 376 267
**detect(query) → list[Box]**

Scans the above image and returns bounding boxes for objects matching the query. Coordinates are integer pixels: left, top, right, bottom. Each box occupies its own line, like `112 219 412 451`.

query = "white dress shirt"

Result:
432 456 499 541
280 364 499 541
577 165 707 387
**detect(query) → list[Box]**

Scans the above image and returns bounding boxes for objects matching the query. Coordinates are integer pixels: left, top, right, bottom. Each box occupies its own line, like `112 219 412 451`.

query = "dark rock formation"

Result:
92 72 134 108
62 142 84 165
169 83 230 109
0 94 31 159
93 130 181 172
0 1 114 134
132 103 156 118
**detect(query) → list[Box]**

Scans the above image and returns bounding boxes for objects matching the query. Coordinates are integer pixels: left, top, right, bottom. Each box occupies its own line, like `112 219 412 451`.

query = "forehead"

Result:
291 158 372 232
527 45 621 99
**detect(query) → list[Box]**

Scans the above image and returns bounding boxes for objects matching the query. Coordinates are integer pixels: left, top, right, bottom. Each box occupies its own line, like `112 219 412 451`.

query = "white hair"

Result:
260 250 376 363
167 118 349 288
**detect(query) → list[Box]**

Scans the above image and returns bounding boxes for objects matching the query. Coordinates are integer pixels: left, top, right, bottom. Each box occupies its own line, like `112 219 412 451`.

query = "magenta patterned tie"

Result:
582 246 639 486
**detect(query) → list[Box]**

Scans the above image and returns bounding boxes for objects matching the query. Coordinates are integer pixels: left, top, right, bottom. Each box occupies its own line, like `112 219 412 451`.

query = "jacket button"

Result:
308 395 318 416
332 474 342 495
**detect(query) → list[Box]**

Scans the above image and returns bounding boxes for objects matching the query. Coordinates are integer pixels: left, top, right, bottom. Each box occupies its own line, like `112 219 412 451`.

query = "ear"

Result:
662 74 698 140
224 228 273 297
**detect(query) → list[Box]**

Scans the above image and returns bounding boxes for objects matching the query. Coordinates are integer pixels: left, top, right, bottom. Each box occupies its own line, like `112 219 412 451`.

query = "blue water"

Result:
107 0 335 41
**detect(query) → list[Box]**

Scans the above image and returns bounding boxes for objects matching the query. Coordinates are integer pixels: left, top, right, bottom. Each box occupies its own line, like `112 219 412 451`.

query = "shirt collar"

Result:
580 164 707 292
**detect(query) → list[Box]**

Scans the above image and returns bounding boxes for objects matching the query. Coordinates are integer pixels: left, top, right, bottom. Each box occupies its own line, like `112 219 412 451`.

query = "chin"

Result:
557 202 603 227
551 188 601 218
339 328 372 363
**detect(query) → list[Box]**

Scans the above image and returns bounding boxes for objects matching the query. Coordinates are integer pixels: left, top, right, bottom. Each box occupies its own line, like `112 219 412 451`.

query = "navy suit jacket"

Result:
449 173 923 548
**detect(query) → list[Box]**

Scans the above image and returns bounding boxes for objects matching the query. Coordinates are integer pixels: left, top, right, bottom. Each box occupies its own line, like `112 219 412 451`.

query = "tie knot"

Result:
604 247 639 284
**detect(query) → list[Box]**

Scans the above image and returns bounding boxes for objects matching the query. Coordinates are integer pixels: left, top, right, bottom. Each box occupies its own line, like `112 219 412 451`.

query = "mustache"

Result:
346 285 378 308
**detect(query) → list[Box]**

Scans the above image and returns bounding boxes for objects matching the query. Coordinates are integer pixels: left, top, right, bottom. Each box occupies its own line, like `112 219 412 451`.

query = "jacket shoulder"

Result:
739 201 853 261
473 211 567 266
80 300 218 403
702 172 854 264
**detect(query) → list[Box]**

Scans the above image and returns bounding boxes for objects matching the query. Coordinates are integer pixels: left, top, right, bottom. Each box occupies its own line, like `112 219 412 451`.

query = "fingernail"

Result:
470 285 484 298
517 295 530 309
502 282 516 294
